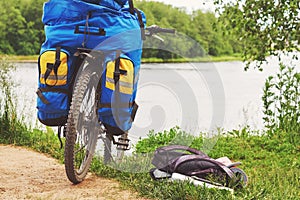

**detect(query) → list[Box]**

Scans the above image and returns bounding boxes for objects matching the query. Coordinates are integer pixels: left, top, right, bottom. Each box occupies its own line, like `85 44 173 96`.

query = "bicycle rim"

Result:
65 67 100 184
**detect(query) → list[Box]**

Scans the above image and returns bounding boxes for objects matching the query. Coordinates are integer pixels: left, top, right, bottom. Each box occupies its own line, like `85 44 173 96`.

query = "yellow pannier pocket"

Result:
39 50 68 86
106 58 134 95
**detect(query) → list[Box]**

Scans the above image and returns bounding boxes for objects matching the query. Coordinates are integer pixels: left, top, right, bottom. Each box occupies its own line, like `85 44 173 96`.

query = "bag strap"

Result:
156 145 208 157
113 50 122 85
128 0 134 14
36 89 50 105
36 87 70 105
38 87 70 94
44 46 61 87
134 8 146 40
126 0 145 40
99 101 136 108
112 50 122 127
114 0 126 7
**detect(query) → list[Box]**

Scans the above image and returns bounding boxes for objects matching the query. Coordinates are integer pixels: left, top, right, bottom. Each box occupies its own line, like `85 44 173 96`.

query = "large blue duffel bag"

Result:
36 0 146 133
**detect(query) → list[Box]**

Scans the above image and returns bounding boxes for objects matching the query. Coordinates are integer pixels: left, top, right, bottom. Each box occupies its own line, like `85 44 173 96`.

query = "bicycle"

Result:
63 25 175 184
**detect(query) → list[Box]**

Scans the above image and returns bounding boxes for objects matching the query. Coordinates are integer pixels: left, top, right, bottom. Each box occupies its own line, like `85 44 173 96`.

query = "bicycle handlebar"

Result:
145 25 176 36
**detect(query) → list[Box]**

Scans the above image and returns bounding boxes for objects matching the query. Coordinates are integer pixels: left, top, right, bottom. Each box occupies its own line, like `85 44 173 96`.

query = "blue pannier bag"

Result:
36 0 146 133
37 46 76 126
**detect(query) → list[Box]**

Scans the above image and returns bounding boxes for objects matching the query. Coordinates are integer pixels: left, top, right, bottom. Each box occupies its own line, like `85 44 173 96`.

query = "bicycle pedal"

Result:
116 145 130 151
116 138 130 151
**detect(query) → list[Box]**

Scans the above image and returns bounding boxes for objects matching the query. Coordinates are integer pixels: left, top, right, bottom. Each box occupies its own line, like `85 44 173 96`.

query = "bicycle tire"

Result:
64 67 100 184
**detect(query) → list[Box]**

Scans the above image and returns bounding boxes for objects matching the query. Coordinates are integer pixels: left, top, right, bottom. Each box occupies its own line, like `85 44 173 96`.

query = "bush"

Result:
262 63 300 138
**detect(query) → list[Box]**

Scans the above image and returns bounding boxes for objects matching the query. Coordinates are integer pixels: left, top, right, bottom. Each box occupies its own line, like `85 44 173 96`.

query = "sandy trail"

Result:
0 145 147 200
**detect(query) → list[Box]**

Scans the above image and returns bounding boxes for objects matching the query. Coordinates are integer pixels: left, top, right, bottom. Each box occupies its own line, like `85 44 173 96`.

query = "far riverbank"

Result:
1 54 243 63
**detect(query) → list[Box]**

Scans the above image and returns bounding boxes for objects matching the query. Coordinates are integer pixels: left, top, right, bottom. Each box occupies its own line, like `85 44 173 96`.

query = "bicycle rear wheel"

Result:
64 66 100 184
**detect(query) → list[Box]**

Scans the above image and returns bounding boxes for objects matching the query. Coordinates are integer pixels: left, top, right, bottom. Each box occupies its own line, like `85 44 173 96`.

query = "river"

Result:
12 54 299 143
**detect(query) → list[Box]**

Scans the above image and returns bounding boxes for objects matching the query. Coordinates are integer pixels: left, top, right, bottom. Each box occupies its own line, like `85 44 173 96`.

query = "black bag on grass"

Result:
150 145 248 188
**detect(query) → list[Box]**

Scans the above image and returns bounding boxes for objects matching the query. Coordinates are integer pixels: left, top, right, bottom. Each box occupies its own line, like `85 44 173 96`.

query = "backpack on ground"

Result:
150 145 248 189
36 0 146 134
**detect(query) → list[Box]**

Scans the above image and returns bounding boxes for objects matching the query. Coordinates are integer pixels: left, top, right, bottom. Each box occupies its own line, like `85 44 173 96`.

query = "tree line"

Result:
0 0 44 55
0 0 242 58
214 0 300 70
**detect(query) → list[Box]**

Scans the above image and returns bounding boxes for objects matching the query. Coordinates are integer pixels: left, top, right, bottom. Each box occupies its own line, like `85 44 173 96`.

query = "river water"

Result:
12 55 300 143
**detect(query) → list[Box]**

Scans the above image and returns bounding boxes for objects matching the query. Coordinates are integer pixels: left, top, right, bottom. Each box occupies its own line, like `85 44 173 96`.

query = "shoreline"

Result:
2 55 243 64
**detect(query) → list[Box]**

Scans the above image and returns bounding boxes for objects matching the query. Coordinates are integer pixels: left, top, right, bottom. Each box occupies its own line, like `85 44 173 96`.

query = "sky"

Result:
146 0 216 13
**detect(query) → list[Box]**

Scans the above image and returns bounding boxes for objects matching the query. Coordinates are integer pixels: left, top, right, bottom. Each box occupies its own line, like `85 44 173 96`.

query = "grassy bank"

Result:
142 55 243 63
0 120 299 199
1 54 242 63
0 97 299 199
0 55 39 63
1 59 299 199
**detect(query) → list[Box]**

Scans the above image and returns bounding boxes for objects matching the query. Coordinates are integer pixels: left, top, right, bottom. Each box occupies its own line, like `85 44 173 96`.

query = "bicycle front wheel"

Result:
64 66 100 184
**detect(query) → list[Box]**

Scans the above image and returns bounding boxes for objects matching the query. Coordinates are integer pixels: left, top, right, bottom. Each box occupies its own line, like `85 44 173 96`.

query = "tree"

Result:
215 0 300 135
214 0 300 70
0 0 243 57
0 0 45 55
0 1 16 54
21 0 46 53
136 0 238 58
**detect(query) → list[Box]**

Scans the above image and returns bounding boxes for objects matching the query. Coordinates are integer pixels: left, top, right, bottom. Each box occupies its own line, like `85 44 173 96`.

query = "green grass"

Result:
0 117 299 199
132 127 300 199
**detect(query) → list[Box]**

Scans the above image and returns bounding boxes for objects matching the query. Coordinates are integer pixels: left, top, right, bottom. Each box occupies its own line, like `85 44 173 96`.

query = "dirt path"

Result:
0 145 147 200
